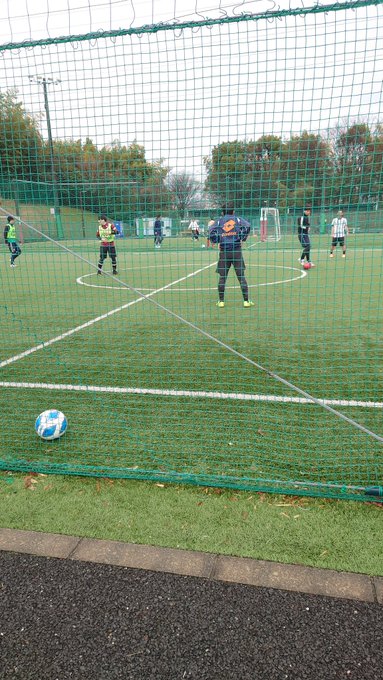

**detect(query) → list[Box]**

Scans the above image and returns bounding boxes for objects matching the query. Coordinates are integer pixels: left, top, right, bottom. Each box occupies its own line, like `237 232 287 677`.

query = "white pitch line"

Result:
0 261 217 369
76 263 306 290
0 381 382 409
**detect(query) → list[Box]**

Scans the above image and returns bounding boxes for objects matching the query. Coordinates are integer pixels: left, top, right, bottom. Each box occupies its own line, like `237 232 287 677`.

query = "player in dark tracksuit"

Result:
153 215 163 248
297 207 314 266
209 207 254 308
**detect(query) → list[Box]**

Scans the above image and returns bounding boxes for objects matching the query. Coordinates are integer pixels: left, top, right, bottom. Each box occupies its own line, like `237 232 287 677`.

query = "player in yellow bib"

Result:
4 215 22 268
96 215 118 275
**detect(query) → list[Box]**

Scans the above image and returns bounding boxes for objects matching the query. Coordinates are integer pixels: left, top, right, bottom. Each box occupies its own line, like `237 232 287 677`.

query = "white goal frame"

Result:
260 207 281 242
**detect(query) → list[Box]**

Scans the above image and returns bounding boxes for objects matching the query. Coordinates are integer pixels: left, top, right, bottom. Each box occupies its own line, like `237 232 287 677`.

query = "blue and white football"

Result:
35 409 68 440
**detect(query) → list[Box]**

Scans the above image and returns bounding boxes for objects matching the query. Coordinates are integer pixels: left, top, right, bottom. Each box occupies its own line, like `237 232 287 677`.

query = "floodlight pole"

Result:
29 75 64 238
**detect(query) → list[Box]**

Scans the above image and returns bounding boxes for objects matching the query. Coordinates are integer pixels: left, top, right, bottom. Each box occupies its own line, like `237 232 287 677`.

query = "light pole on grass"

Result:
28 75 64 238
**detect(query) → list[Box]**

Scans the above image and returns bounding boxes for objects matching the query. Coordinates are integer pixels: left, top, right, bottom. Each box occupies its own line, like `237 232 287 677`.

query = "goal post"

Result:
260 207 281 242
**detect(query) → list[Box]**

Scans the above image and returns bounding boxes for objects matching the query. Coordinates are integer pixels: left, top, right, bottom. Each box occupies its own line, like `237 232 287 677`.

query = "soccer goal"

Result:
260 207 281 242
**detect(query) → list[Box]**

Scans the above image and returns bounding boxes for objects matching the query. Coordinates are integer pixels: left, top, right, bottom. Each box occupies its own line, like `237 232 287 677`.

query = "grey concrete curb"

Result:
0 527 381 604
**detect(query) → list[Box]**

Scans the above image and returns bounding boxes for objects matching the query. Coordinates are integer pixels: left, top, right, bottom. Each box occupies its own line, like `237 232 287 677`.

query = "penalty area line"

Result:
0 381 382 409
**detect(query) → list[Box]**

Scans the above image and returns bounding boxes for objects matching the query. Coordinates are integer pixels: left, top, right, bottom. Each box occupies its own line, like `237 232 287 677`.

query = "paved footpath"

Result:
0 529 382 680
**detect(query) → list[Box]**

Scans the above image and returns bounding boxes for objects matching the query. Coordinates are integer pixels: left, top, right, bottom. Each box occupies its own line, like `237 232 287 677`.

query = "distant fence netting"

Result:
0 1 382 501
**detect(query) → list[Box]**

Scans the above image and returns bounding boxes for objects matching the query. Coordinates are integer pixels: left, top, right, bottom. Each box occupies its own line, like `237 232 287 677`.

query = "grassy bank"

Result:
1 473 382 576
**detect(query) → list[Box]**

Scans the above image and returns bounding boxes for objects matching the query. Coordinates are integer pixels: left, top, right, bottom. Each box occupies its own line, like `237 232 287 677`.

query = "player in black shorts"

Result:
153 215 163 249
297 207 315 267
208 207 254 308
330 210 348 258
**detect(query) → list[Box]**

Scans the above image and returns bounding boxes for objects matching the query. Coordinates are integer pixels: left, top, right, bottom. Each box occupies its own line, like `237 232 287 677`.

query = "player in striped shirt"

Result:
330 210 348 258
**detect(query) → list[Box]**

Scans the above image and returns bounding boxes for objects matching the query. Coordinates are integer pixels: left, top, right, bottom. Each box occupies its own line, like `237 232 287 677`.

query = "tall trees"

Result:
366 125 383 204
204 136 286 210
204 125 383 212
0 90 44 186
329 122 383 206
0 88 170 221
280 132 331 208
204 138 284 210
51 138 170 221
167 172 201 217
2 85 383 217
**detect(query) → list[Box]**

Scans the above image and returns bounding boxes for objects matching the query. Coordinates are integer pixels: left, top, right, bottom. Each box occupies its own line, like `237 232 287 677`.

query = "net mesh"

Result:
1 0 383 500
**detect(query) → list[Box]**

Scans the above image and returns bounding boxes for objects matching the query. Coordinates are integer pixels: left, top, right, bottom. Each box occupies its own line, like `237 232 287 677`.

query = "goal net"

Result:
0 0 382 502
260 208 281 242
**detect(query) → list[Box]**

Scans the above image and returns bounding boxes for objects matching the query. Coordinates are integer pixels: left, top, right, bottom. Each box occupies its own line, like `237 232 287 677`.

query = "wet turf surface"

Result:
0 551 382 679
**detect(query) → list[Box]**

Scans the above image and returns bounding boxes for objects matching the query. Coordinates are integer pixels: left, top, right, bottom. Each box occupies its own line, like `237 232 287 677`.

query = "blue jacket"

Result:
209 214 251 250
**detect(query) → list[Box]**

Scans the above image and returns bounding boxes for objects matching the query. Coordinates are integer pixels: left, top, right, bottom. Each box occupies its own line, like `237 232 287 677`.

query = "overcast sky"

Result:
1 0 383 179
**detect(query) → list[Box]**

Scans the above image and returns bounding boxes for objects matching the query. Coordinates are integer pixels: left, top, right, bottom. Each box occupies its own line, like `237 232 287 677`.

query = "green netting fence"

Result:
1 0 383 501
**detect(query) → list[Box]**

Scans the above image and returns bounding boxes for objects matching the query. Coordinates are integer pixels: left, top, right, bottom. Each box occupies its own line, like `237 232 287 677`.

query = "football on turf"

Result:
35 409 68 440
303 262 311 270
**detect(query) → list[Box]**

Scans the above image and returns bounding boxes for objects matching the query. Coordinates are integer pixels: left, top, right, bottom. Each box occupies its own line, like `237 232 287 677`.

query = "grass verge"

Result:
0 472 382 576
